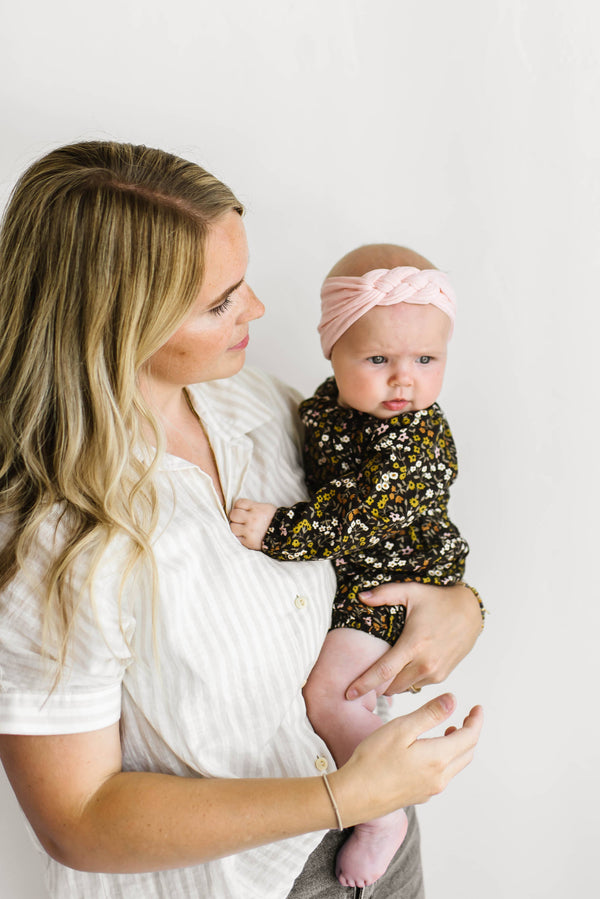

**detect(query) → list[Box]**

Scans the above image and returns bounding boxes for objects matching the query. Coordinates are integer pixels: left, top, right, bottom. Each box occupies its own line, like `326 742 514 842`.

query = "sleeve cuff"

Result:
0 682 122 735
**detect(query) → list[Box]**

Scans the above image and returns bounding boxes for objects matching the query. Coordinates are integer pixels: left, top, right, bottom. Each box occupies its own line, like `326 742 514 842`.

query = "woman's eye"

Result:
211 295 234 317
368 355 387 365
417 355 432 364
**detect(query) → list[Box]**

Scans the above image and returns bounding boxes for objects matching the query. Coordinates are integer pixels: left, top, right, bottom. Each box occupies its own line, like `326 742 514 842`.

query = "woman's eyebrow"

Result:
210 277 244 306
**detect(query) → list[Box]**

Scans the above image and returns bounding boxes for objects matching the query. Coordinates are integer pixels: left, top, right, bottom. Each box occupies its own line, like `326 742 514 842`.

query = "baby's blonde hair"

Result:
0 141 242 667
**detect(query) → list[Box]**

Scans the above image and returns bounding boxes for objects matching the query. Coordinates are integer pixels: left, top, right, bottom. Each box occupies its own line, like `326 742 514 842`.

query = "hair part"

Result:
0 140 243 672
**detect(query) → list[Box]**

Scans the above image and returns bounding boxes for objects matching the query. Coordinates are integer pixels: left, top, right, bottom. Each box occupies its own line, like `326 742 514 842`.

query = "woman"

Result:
0 141 483 898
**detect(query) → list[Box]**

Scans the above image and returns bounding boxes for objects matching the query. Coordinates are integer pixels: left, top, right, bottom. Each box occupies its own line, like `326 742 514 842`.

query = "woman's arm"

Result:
346 581 484 699
0 695 482 874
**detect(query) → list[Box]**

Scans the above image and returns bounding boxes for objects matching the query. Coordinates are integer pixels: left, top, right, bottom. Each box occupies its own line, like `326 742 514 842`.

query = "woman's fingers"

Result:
392 697 484 757
351 581 483 697
357 582 412 607
345 639 412 699
403 702 484 794
350 583 427 695
435 706 484 782
443 705 483 738
396 693 457 741
439 704 484 749
336 697 483 821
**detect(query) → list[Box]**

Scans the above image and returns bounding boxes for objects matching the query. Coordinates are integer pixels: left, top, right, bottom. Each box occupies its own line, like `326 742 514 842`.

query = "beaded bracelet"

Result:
461 582 487 628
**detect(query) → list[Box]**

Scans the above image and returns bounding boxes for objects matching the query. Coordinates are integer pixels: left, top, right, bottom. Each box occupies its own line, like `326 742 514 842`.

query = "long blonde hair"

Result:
0 140 243 664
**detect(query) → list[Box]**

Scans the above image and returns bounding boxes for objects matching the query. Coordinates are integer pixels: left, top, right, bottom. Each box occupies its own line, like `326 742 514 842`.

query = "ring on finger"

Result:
408 685 421 694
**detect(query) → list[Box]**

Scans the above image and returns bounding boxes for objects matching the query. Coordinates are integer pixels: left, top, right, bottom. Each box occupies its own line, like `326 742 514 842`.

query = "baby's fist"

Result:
229 498 277 551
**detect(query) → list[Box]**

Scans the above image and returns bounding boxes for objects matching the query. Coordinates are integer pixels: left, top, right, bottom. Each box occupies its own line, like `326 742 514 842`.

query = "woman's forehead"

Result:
199 212 249 300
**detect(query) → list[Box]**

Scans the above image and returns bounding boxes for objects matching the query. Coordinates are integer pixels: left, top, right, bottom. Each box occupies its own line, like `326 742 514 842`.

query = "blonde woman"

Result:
0 142 483 899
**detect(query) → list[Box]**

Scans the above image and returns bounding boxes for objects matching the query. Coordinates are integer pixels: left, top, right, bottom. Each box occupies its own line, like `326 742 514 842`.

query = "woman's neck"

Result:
139 376 226 507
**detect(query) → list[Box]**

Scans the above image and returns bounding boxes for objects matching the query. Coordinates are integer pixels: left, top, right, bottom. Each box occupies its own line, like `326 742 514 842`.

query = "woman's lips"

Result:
229 334 249 351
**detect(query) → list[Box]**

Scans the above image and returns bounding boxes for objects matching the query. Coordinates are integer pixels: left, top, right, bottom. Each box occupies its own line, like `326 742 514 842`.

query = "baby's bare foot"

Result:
335 808 409 888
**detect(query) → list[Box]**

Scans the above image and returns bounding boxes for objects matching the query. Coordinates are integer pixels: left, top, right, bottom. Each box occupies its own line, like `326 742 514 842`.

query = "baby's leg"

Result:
304 627 409 888
304 627 393 764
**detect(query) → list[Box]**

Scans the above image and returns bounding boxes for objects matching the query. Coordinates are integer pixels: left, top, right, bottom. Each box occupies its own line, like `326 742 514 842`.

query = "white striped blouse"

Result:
0 367 338 899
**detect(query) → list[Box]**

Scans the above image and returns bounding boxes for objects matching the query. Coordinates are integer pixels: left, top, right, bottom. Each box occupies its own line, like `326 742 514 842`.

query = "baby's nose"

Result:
389 365 411 386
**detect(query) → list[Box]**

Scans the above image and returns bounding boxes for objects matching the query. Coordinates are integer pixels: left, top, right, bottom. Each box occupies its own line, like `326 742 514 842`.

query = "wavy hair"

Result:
0 140 243 666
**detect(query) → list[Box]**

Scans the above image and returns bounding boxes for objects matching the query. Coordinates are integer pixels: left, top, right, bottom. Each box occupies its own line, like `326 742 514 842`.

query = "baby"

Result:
230 244 472 888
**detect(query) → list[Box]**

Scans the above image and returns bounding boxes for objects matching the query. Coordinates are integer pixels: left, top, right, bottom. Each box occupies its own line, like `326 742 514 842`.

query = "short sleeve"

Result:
0 515 135 735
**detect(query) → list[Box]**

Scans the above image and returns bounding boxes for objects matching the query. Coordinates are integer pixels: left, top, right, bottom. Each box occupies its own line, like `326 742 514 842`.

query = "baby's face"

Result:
330 302 451 419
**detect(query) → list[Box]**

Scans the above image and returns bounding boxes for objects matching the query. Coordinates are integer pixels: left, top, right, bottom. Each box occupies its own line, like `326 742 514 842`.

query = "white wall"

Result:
1 1 598 896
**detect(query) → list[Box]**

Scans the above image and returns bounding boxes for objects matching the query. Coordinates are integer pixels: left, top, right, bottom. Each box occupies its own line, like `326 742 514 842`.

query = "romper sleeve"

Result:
262 406 457 562
0 515 135 736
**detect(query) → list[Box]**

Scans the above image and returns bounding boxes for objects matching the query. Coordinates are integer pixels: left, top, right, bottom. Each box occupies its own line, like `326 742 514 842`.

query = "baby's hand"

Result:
230 498 277 551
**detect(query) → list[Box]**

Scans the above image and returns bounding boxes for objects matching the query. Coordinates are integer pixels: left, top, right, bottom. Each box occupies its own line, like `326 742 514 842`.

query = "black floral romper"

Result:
262 377 469 645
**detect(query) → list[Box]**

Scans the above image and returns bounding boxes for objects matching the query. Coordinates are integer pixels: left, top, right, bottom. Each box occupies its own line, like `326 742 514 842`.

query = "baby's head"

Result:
318 244 455 419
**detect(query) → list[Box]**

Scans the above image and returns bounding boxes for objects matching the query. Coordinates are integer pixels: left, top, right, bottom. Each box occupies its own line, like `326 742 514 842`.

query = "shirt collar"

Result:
156 373 276 471
187 376 275 439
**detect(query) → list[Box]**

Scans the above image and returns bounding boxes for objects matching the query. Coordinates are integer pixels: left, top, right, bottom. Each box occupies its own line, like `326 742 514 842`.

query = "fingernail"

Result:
439 693 455 712
358 591 372 599
346 688 358 700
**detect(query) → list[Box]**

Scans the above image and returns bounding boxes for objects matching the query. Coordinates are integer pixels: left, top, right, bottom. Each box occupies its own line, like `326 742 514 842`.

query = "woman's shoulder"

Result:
0 506 135 630
190 367 303 431
233 366 303 407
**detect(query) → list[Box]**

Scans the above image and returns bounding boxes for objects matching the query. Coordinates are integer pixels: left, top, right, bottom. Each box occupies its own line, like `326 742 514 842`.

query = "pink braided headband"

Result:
318 266 456 360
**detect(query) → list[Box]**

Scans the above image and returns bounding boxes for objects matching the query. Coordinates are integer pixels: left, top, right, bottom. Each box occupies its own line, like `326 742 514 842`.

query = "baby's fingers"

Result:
229 507 249 525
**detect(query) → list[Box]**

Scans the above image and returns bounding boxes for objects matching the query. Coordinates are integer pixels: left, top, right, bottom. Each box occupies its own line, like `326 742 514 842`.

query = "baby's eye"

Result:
368 355 387 365
417 355 432 364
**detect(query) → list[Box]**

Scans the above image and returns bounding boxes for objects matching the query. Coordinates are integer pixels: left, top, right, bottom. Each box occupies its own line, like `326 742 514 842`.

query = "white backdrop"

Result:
1 1 598 897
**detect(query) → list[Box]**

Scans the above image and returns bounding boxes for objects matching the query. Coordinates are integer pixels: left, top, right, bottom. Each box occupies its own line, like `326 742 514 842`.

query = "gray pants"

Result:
286 807 425 899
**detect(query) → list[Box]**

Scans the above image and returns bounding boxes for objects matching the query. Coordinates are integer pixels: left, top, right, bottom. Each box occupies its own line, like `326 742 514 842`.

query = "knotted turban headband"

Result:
318 266 456 360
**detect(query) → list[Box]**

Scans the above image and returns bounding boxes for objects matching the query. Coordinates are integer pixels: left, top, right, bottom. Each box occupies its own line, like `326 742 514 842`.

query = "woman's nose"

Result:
240 283 265 322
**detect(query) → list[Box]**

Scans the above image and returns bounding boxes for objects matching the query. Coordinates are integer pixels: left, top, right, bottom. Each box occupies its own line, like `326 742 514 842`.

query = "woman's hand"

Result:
346 581 483 700
330 693 483 824
0 695 482 872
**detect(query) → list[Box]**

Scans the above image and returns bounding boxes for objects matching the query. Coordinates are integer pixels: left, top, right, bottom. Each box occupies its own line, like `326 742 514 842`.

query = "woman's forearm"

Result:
0 695 483 875
0 729 334 874
70 771 337 873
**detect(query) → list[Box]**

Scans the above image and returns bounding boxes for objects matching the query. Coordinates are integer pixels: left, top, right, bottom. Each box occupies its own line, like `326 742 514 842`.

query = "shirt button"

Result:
315 756 329 772
294 595 308 609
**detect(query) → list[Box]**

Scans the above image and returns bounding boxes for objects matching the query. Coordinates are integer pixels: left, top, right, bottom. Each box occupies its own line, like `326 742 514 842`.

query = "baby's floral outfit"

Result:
263 377 469 644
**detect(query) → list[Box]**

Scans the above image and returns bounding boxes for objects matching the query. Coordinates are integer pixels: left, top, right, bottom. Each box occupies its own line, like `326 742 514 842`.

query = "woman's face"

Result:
145 211 264 394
